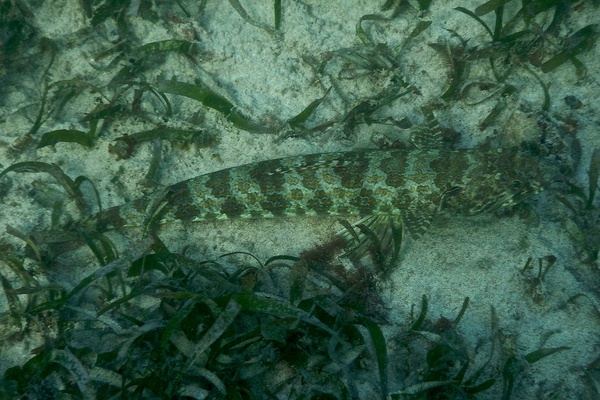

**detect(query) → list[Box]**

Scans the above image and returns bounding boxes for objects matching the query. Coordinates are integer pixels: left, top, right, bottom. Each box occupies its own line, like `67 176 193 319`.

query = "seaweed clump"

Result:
0 222 571 399
0 233 392 398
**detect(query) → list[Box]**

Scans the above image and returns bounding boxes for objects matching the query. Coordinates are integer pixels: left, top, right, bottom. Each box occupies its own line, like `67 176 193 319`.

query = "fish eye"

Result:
511 179 522 188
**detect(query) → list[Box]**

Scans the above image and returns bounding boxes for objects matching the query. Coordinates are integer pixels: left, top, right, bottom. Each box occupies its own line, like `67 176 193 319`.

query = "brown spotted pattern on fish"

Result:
91 147 543 237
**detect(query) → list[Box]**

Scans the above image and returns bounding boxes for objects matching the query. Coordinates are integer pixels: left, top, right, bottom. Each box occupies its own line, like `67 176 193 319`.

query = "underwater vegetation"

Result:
558 148 600 265
0 228 570 399
0 0 599 398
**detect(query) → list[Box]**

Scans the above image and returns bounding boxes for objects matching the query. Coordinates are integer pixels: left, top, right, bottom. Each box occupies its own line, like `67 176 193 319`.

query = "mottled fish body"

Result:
92 147 542 237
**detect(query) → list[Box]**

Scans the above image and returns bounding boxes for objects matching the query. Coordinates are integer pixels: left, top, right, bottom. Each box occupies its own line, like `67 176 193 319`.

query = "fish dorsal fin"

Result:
250 152 368 180
410 107 444 149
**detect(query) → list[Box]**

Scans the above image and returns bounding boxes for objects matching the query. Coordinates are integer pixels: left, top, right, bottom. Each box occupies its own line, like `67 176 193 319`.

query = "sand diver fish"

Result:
88 145 543 239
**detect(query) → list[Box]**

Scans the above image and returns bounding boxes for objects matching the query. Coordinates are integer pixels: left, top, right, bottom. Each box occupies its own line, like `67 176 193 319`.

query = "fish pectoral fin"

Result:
402 203 437 238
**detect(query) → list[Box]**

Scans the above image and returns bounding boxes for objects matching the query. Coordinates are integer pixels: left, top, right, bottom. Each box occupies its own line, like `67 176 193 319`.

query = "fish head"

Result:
443 147 544 215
